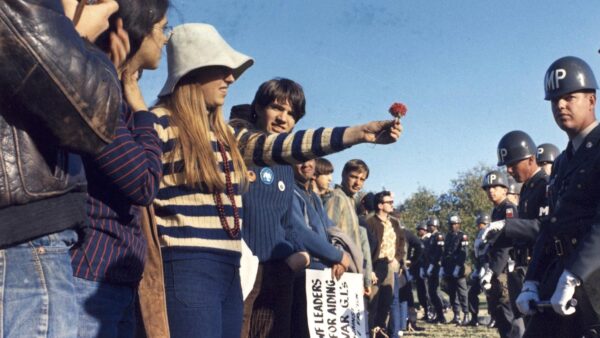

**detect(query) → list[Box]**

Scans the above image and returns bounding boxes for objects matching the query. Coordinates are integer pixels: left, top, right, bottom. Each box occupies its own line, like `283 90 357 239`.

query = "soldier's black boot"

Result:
459 313 470 326
466 315 479 327
450 313 460 324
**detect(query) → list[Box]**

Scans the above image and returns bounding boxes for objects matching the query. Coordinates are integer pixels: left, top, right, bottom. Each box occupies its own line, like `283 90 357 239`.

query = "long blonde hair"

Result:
156 75 247 192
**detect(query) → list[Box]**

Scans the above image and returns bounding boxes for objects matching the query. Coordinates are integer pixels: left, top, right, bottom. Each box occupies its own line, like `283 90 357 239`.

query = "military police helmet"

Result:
476 213 491 225
481 170 509 190
497 130 536 166
536 143 560 164
447 214 461 225
416 221 427 231
426 216 440 228
544 56 598 101
507 175 521 195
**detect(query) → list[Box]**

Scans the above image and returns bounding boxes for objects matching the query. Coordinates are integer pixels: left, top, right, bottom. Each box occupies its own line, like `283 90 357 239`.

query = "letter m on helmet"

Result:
545 68 567 92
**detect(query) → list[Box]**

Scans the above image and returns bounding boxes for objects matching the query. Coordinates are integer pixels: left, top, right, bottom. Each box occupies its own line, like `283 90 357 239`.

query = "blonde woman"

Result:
151 23 402 337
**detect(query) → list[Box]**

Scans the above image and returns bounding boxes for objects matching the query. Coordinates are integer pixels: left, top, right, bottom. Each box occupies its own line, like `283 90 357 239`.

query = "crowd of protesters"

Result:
2 1 600 338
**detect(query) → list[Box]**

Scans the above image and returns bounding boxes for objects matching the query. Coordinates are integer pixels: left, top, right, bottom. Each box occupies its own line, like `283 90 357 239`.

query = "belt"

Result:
545 235 578 257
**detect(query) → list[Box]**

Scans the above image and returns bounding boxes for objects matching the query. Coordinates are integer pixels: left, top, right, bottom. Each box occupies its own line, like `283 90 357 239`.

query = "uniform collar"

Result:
572 120 599 152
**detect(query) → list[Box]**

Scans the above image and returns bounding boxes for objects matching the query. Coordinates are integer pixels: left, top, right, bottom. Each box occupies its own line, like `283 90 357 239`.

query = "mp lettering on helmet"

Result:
487 174 497 185
545 68 567 91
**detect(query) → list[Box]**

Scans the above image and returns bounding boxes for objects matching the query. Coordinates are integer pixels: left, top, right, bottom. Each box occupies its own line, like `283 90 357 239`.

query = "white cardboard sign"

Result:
305 269 368 338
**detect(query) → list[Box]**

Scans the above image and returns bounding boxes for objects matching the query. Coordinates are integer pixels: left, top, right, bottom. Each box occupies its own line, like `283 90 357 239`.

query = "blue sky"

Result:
139 0 600 200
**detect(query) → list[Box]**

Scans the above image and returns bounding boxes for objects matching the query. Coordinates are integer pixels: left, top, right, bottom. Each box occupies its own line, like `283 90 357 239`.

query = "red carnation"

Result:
389 102 407 118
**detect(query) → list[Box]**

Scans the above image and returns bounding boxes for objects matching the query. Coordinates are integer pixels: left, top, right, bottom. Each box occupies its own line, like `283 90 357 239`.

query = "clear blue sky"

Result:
140 0 600 200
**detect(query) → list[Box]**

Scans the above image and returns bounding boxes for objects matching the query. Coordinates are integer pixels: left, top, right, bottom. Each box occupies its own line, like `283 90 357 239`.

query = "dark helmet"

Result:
536 143 560 164
426 216 440 228
481 170 509 190
497 130 536 166
416 221 427 231
476 213 491 225
544 56 598 101
507 175 521 195
447 214 461 225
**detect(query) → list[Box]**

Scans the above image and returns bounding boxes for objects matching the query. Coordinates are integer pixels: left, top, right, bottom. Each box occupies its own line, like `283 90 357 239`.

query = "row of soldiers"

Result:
408 56 600 338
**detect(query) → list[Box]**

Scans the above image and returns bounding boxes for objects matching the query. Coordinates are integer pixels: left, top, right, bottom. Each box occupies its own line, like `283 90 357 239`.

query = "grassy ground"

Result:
405 294 500 338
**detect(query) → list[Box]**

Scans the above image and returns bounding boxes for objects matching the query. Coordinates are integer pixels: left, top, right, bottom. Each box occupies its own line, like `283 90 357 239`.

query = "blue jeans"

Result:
0 229 78 338
163 258 243 338
74 277 136 338
388 272 408 337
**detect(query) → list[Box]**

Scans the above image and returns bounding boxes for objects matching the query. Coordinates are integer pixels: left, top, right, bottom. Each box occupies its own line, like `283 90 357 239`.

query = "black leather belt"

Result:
545 235 578 257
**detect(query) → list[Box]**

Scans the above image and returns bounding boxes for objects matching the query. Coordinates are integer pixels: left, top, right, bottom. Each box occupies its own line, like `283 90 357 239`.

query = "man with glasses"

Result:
365 190 406 335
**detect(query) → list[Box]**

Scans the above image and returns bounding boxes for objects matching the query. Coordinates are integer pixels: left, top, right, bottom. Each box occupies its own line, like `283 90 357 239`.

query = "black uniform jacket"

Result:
441 230 468 275
503 169 549 246
488 199 519 275
528 124 600 286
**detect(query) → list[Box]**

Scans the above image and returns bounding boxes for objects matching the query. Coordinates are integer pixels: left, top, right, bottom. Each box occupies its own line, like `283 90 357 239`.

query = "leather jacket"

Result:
0 111 86 208
0 0 122 247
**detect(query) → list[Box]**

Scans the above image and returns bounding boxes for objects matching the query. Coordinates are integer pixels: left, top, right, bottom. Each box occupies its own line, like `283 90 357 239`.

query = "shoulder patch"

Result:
506 207 514 218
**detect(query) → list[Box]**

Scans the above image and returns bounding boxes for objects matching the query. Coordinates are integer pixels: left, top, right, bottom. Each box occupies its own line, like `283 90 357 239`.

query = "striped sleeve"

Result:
235 126 348 166
92 108 163 206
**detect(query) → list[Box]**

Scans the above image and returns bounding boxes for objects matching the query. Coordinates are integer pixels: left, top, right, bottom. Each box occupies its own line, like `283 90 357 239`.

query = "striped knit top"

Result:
151 107 348 265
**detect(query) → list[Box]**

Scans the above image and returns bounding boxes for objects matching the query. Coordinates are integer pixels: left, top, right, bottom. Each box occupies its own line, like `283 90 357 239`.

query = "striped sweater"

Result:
151 107 348 265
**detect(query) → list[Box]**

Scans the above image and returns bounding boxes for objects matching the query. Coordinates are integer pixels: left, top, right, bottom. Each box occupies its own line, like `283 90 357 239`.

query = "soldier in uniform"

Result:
483 130 550 337
441 214 470 325
536 143 560 176
516 56 600 337
467 213 491 326
424 216 447 323
480 170 521 338
507 175 522 206
415 222 432 322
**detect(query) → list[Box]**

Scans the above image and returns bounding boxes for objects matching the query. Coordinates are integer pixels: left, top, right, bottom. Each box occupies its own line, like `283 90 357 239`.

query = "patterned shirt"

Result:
70 106 162 285
151 107 348 265
378 216 397 262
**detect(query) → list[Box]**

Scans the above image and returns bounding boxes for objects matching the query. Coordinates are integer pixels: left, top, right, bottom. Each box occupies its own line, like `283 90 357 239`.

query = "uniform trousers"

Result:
524 259 600 338
467 277 481 319
427 271 445 318
444 275 468 315
488 273 523 338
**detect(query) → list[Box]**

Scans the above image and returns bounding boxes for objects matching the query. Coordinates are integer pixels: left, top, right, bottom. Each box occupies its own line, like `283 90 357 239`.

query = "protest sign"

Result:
305 269 367 338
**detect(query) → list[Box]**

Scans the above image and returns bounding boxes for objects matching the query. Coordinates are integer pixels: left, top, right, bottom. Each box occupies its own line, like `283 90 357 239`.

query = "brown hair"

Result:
314 158 334 176
156 72 247 192
342 159 370 179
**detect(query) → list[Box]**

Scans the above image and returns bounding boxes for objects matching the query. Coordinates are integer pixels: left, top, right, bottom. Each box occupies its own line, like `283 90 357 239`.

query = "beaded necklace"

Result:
213 141 241 239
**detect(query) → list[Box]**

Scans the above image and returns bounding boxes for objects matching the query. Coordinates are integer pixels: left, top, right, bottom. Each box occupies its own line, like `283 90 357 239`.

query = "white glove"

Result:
453 266 460 278
480 268 493 290
405 269 413 282
551 270 580 316
439 267 445 277
481 220 506 241
478 266 486 278
427 264 434 277
419 267 426 279
516 280 540 316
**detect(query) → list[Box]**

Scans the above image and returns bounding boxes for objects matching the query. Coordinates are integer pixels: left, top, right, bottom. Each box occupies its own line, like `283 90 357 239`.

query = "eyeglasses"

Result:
155 25 173 39
382 200 394 205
